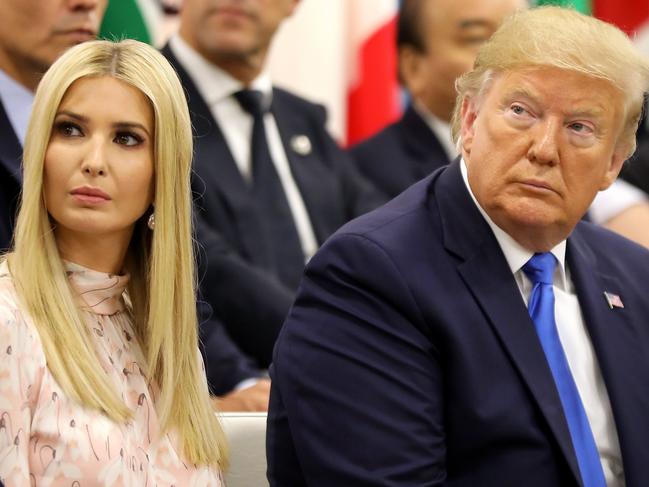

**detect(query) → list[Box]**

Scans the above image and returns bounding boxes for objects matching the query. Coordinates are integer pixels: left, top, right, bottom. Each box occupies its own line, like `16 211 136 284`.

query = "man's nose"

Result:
68 0 102 13
527 118 560 166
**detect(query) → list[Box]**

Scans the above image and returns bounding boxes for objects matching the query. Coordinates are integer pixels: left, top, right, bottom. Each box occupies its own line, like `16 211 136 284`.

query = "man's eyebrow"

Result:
502 88 539 103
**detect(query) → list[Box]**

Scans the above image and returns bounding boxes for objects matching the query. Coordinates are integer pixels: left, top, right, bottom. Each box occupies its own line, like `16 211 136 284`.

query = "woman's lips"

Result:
70 186 111 204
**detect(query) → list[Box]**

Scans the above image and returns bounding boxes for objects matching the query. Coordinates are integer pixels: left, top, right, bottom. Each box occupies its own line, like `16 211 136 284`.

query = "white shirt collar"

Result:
459 157 568 289
0 68 34 145
169 34 273 109
413 100 457 161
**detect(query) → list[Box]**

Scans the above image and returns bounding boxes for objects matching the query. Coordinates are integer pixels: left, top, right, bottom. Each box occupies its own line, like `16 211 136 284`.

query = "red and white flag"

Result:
268 0 400 145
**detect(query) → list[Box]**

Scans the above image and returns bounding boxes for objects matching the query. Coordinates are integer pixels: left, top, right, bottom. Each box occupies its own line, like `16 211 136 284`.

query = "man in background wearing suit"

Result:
0 0 108 252
268 7 649 486
350 0 524 198
164 0 385 380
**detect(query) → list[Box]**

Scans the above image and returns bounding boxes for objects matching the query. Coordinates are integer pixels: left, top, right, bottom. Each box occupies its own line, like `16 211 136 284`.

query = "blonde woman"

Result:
0 39 227 485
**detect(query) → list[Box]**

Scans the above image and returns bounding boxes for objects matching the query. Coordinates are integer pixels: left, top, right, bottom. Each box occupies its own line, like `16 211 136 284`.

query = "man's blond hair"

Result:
451 6 649 158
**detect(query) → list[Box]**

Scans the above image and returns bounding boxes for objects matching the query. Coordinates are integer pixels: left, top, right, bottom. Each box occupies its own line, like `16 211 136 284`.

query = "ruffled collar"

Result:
65 261 130 316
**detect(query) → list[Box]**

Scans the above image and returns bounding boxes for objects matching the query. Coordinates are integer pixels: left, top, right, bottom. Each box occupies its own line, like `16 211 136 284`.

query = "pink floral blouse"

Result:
0 261 223 486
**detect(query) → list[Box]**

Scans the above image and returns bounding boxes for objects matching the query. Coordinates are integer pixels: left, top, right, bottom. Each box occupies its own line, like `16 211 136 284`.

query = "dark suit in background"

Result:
267 162 649 486
349 103 451 198
163 46 386 368
0 101 22 252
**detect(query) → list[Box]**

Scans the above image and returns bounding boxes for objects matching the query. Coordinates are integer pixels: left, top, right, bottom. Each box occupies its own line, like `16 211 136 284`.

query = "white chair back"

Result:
219 412 269 487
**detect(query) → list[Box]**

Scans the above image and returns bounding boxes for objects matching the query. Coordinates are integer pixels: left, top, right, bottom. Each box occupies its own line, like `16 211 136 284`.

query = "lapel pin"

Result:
603 291 624 309
291 134 312 156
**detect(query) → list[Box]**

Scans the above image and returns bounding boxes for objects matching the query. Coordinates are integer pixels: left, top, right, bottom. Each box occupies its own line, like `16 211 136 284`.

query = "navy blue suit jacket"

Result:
163 45 386 368
349 104 451 198
267 161 649 486
0 100 22 252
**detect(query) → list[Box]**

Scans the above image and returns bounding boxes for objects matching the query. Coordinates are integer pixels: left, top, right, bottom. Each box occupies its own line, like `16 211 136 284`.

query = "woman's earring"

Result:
147 212 155 231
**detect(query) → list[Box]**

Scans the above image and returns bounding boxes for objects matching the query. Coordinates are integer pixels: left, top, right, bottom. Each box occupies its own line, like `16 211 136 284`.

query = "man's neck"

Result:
0 52 41 92
177 34 267 86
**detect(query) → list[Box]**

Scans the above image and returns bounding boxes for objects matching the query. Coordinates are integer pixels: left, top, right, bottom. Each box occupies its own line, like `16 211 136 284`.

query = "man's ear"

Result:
599 145 628 191
288 0 301 17
399 46 426 98
460 96 478 155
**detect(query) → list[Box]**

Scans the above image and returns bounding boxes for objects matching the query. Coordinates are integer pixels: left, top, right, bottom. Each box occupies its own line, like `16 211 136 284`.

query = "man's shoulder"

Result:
272 86 326 122
349 119 404 160
573 220 649 273
332 173 437 244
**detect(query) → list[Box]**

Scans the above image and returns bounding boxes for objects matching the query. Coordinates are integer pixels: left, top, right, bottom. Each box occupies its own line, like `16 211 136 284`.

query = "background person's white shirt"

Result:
0 68 33 145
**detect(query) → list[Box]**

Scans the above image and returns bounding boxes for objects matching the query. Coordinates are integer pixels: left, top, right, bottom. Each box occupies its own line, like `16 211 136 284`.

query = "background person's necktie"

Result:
523 252 606 487
233 90 305 289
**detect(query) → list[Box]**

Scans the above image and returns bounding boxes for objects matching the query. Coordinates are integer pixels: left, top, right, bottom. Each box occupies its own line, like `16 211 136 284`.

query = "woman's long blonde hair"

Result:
6 39 227 467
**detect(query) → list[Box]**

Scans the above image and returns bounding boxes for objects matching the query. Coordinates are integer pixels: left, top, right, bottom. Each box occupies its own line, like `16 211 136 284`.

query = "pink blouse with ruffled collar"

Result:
0 261 222 486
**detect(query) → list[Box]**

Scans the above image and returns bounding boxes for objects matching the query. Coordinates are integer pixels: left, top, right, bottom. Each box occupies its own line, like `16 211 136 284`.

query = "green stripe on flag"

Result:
99 0 152 44
534 0 591 15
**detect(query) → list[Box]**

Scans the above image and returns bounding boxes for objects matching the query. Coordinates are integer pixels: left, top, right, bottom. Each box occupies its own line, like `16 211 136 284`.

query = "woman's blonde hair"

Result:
6 39 227 467
451 6 649 158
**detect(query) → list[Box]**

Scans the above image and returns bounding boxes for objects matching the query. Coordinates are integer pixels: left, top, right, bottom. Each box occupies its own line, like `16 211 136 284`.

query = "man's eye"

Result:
115 132 143 147
570 122 588 133
511 105 526 115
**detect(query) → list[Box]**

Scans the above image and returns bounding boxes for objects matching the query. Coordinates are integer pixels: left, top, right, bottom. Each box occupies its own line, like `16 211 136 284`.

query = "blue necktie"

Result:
523 253 606 487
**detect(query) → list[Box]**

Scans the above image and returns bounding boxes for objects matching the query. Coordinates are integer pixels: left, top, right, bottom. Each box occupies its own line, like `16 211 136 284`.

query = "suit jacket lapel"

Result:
162 45 267 261
435 161 582 484
271 92 338 243
567 229 649 487
400 104 450 180
0 100 23 183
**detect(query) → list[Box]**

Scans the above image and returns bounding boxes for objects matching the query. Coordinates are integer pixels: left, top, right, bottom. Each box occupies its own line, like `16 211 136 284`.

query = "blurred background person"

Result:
0 0 108 252
163 0 386 375
350 0 525 198
0 39 226 483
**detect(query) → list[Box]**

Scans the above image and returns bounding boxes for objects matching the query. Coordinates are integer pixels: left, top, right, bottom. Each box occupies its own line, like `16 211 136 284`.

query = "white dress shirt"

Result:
169 35 319 262
0 68 33 145
460 159 625 486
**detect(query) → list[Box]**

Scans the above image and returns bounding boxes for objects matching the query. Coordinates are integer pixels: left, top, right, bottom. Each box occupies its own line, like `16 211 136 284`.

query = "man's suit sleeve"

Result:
267 232 446 486
196 300 262 396
195 217 295 368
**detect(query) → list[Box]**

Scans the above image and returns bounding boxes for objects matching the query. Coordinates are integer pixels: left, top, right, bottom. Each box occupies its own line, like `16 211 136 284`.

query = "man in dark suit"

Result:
268 7 649 486
0 0 108 251
164 0 385 373
350 0 523 198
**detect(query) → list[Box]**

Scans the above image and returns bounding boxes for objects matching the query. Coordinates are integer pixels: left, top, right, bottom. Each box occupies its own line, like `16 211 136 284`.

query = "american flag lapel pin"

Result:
603 291 624 309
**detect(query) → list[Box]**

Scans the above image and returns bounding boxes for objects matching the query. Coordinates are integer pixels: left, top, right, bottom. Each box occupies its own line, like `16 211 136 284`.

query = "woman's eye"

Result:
56 122 82 137
114 132 143 147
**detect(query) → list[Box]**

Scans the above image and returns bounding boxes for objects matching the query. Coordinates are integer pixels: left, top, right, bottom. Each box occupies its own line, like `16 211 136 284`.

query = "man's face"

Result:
461 67 627 251
403 0 524 121
181 0 298 64
0 0 107 87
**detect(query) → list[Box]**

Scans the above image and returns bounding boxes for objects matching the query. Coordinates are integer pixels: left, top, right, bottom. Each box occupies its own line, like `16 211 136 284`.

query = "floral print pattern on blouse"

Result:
0 261 223 486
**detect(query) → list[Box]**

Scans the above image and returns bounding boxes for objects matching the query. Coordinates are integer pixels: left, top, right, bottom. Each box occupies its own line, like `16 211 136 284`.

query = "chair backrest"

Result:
219 412 269 487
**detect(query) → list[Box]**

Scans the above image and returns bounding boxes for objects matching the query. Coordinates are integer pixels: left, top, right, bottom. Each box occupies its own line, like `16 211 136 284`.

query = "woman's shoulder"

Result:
0 260 21 311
